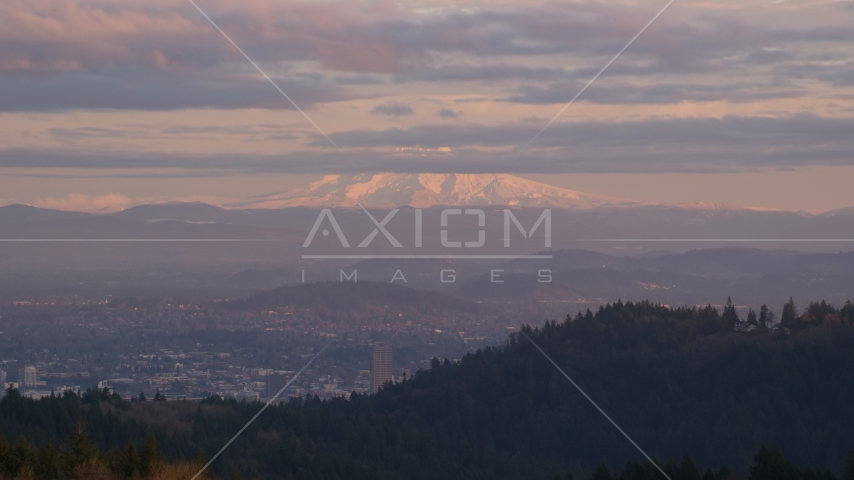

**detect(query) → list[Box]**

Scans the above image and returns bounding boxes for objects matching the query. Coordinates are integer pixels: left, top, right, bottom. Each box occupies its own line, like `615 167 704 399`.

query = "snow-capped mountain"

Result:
232 173 638 209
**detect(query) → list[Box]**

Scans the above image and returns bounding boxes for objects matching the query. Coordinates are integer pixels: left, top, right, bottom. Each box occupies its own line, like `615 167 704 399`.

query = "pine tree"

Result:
781 298 797 330
12 435 37 477
68 424 97 470
723 297 739 329
0 433 12 477
844 449 854 480
141 433 160 477
121 441 141 478
36 442 65 479
591 463 611 480
842 300 854 323
747 309 758 327
679 454 701 480
759 305 770 328
749 446 799 480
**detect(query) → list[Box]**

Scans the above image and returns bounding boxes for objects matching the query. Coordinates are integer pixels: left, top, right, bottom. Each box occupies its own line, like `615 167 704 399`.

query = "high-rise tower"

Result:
371 343 392 394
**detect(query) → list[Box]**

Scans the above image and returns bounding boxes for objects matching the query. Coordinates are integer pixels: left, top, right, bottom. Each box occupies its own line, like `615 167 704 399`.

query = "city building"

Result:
372 343 393 394
0 368 6 385
232 389 259 402
266 373 290 399
18 365 37 389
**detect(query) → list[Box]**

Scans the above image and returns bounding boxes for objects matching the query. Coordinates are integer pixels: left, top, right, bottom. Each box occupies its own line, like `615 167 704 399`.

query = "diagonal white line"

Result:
189 0 377 223
188 0 346 157
186 4 672 478
517 329 672 480
189 340 333 480
524 0 675 148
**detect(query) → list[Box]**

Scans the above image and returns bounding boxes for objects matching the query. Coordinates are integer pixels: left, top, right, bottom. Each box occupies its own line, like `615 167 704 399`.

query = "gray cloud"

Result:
391 64 572 84
437 108 459 119
2 1 852 111
371 103 414 116
4 115 853 174
0 68 359 112
503 80 807 105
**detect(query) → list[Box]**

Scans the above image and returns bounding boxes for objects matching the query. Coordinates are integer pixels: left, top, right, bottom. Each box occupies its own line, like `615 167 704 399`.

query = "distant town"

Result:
0 291 499 401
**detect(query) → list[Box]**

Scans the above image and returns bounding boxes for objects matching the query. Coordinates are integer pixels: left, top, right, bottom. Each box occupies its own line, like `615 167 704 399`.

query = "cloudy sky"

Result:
1 0 853 212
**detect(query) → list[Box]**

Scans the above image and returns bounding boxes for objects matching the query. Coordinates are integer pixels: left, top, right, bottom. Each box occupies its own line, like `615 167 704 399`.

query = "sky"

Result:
1 0 853 213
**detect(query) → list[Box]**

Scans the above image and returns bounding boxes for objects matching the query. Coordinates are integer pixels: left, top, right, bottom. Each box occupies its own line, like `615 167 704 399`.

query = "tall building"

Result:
0 368 6 385
18 365 37 388
372 343 393 394
266 373 291 399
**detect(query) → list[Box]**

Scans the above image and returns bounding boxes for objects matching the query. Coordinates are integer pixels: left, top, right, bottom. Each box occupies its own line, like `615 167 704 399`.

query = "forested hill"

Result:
3 299 854 480
360 299 854 478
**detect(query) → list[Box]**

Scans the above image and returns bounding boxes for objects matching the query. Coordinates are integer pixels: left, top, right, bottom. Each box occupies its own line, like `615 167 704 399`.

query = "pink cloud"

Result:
0 0 704 75
0 0 428 74
32 193 136 213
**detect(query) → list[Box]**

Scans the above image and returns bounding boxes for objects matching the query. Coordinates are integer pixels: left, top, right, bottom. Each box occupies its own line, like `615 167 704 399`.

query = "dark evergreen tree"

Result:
68 425 98 472
759 305 771 328
781 297 798 330
842 301 854 324
749 446 799 480
140 433 160 477
722 297 739 329
677 454 701 480
844 449 854 480
121 441 141 478
592 463 612 480
747 309 758 327
0 433 11 477
13 435 37 478
804 467 838 480
35 442 64 479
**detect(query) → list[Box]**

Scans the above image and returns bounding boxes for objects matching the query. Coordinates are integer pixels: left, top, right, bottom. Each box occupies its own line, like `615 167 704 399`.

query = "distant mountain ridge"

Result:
229 173 641 209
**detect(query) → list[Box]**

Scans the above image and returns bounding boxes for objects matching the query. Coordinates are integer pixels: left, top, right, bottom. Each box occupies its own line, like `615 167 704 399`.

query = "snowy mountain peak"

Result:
233 173 638 209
